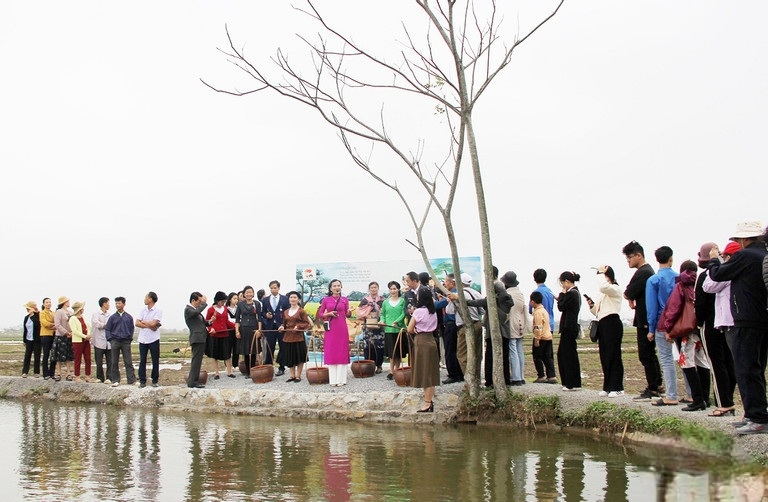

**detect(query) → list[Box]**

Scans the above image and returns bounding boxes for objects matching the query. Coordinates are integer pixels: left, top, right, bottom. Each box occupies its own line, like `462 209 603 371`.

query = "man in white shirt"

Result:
91 297 112 384
135 291 163 388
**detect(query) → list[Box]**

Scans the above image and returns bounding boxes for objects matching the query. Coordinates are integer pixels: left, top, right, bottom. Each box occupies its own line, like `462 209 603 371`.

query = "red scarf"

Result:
78 316 88 335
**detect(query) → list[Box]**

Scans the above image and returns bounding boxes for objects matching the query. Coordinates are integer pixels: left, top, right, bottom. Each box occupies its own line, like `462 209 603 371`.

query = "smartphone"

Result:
583 294 593 303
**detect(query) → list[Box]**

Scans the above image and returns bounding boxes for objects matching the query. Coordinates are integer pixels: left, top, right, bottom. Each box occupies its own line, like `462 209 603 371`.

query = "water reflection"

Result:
3 400 766 501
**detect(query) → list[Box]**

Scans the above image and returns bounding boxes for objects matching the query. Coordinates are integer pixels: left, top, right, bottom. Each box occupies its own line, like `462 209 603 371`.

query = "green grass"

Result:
459 392 735 457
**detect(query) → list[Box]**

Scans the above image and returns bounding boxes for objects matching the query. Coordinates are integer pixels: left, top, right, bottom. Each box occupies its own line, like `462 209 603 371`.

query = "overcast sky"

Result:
1 1 765 330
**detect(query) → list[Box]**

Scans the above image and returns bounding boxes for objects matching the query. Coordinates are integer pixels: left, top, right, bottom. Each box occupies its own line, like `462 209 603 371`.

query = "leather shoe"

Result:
681 401 707 412
442 377 459 384
275 370 285 376
188 384 205 389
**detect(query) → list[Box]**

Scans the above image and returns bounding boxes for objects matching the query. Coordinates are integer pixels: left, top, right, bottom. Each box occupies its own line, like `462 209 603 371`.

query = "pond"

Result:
1 400 764 501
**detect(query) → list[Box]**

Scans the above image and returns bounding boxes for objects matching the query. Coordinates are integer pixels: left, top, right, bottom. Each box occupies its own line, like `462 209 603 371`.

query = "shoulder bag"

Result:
588 320 599 343
667 292 697 339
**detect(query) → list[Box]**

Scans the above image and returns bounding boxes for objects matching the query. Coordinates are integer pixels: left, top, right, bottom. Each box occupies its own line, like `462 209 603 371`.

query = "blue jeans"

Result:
139 340 160 384
656 333 678 400
508 338 525 382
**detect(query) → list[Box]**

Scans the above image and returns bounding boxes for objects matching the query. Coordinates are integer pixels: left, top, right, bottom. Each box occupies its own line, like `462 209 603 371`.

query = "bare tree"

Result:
203 0 564 399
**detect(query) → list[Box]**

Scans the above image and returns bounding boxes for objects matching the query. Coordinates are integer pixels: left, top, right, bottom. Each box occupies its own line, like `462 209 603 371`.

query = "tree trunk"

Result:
442 213 480 397
465 113 506 400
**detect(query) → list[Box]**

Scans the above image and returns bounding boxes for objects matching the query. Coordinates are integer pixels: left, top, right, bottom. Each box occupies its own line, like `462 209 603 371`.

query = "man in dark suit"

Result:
261 280 290 376
184 291 208 388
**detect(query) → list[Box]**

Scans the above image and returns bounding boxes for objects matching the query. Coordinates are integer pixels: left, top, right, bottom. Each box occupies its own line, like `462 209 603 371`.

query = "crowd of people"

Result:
19 221 768 430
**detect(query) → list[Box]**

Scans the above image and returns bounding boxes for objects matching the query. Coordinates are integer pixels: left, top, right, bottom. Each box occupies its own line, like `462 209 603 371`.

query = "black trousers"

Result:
442 321 463 380
484 336 510 386
94 346 112 383
636 323 662 391
263 331 285 370
598 314 624 392
230 329 239 370
139 340 160 384
557 330 581 389
731 326 768 423
41 336 53 378
701 326 736 408
22 339 41 375
532 339 556 378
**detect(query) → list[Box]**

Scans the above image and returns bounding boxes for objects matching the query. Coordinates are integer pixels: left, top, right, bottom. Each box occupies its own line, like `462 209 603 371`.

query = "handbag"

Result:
588 320 599 343
667 292 697 339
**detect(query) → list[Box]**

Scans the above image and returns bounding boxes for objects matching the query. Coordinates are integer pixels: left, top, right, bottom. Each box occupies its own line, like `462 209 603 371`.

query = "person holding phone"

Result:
586 266 624 397
556 271 582 391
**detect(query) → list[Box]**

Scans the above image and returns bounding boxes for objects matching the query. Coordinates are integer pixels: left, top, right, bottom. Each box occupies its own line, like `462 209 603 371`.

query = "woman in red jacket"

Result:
659 260 711 412
205 291 237 379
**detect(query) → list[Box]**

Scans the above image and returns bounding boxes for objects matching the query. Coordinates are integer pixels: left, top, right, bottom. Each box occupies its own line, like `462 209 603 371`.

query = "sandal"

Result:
66 375 73 381
533 377 547 383
54 375 61 382
651 398 679 406
294 378 301 383
708 407 736 417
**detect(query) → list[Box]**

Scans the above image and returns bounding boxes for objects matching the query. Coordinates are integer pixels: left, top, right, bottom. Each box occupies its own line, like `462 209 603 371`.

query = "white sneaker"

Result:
104 379 112 385
598 391 608 397
111 382 120 388
608 391 624 398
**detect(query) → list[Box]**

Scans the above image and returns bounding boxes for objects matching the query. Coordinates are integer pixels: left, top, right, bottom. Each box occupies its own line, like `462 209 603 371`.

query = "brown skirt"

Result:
410 332 440 389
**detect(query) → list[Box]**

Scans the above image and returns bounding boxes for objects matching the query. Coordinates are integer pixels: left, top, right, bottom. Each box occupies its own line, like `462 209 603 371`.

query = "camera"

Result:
323 321 331 331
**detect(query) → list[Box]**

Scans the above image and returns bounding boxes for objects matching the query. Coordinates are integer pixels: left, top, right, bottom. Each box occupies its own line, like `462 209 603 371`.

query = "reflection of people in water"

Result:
533 448 559 502
324 432 351 502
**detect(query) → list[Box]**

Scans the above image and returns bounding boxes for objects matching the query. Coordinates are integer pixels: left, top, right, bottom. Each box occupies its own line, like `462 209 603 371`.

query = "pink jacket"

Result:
701 272 734 329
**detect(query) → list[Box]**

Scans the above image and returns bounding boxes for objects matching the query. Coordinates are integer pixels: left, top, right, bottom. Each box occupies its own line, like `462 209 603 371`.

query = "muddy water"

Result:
2 400 764 501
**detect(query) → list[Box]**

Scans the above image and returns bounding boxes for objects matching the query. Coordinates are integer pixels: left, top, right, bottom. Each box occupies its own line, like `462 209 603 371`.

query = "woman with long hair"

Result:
586 266 624 397
556 271 582 391
380 280 407 381
317 279 351 387
278 291 312 383
408 287 441 412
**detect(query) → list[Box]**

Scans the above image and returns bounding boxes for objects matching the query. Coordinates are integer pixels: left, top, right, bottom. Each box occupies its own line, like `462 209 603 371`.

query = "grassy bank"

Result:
454 386 768 473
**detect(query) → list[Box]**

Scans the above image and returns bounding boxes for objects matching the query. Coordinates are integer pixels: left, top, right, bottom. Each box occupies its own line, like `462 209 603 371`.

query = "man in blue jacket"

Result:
261 280 290 376
105 296 136 387
708 221 768 434
646 246 680 406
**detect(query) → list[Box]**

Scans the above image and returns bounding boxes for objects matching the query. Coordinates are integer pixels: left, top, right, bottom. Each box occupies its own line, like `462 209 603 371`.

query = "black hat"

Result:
501 271 519 288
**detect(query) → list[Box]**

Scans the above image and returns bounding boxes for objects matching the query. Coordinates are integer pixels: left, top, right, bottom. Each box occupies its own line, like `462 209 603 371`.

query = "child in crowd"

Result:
530 291 557 384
